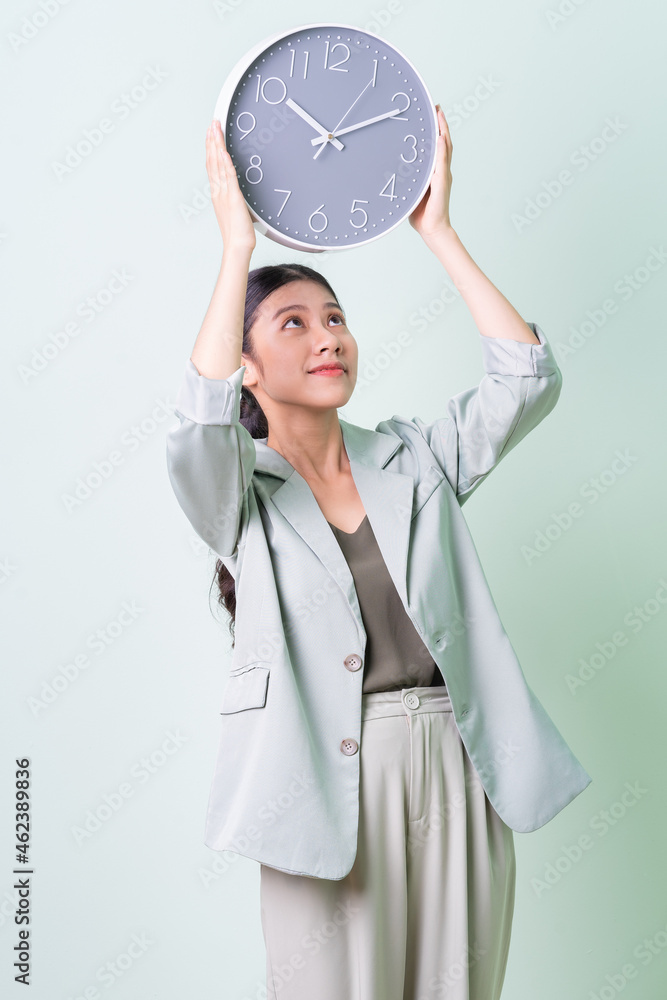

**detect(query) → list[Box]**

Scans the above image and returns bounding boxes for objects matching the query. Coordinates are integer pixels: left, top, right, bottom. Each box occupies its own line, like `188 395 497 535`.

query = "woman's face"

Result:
242 279 358 415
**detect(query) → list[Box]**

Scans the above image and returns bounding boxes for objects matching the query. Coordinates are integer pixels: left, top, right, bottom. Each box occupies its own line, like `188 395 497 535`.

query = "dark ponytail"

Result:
210 262 342 645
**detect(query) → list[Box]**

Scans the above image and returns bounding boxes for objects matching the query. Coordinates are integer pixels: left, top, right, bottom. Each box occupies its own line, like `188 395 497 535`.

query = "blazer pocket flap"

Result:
220 663 270 714
412 464 446 518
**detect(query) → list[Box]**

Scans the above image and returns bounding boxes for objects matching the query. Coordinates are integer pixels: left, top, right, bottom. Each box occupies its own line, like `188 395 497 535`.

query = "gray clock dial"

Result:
214 22 439 252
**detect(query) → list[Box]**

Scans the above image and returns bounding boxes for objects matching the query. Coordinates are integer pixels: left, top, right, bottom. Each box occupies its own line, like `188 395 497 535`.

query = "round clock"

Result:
213 22 439 253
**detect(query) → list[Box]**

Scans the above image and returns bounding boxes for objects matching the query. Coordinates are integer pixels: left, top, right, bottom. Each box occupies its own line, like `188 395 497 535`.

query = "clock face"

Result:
214 22 438 252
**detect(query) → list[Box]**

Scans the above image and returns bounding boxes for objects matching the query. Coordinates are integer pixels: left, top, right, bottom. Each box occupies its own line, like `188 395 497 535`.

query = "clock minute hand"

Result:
285 98 345 153
311 107 403 145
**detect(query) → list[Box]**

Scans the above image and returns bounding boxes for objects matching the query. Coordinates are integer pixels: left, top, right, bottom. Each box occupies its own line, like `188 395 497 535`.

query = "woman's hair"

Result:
210 262 343 644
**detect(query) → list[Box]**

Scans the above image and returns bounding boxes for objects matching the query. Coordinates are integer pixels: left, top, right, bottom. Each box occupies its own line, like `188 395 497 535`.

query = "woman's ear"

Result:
241 355 259 389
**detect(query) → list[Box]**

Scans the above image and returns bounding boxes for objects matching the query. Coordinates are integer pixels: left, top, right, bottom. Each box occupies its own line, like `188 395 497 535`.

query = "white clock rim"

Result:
212 21 439 254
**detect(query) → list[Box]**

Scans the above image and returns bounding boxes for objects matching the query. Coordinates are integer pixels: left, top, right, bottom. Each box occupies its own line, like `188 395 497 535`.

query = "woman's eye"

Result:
284 313 345 328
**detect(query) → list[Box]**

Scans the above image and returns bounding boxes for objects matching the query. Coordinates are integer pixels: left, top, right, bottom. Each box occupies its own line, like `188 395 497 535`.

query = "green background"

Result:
3 0 666 997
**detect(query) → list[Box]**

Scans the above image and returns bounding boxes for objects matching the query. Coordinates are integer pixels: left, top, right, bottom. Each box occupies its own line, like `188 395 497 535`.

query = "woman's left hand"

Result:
409 105 453 241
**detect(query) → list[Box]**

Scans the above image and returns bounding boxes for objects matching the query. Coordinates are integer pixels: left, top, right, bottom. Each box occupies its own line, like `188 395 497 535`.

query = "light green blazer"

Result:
166 322 592 879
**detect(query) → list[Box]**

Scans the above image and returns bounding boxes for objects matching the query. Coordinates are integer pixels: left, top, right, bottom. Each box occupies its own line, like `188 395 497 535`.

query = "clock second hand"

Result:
312 72 376 161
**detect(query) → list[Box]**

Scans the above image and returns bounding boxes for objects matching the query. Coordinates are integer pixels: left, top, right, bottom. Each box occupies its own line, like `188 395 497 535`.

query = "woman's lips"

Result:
309 368 345 376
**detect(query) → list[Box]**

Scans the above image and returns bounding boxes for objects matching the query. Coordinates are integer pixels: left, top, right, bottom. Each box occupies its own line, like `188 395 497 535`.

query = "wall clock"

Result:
213 22 439 253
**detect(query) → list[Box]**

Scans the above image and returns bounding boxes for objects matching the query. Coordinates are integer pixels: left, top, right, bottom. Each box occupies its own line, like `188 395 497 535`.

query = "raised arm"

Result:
190 119 256 378
165 120 258 559
409 106 539 345
388 323 562 506
397 107 560 503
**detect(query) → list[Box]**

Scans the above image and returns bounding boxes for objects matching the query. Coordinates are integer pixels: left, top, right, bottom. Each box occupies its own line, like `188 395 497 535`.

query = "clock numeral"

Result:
401 134 418 163
255 74 287 105
371 58 378 87
236 112 256 140
288 48 309 79
350 199 369 229
308 203 329 233
391 92 411 122
274 189 291 217
245 155 263 185
324 41 350 72
379 174 398 201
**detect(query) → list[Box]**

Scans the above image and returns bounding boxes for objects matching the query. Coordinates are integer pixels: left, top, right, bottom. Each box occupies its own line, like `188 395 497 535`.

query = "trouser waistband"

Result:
361 684 453 721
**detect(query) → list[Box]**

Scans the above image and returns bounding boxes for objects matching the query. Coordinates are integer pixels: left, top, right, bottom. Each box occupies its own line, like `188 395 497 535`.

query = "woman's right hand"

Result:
206 119 256 252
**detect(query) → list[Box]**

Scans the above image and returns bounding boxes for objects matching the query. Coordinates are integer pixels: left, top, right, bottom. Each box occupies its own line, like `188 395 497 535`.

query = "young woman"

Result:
166 110 591 1000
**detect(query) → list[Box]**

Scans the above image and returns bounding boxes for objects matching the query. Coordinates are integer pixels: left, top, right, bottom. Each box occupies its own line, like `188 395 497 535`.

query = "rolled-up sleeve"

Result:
165 360 256 558
407 322 562 505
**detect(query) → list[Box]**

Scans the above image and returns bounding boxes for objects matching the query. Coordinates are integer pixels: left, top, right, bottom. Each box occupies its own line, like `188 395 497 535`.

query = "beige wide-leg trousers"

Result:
260 685 516 1000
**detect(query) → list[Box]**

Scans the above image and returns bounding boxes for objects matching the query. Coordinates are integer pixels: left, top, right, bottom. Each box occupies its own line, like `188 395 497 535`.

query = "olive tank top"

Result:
327 514 447 694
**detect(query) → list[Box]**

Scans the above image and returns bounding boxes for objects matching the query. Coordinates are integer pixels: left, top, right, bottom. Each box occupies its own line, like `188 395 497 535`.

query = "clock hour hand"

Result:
285 98 345 155
311 106 403 145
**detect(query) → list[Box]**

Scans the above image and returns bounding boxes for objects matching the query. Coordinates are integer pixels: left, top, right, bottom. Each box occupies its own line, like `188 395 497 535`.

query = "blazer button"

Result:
343 654 363 672
340 738 359 755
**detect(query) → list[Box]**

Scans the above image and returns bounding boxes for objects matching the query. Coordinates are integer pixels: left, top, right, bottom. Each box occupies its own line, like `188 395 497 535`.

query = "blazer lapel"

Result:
259 419 414 632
